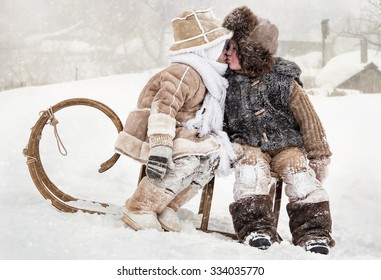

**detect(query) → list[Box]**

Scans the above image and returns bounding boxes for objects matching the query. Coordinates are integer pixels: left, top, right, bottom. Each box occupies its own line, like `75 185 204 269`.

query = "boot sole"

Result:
122 213 164 231
306 245 329 255
121 214 143 231
159 222 178 232
249 238 272 250
305 241 330 255
123 214 175 232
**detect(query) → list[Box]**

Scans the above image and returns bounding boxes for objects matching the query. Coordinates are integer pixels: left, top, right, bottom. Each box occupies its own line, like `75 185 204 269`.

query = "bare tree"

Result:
0 0 220 90
339 0 381 48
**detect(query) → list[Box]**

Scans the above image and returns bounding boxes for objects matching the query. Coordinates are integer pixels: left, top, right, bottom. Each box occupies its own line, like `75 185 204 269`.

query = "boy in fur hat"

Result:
222 6 335 254
114 9 235 232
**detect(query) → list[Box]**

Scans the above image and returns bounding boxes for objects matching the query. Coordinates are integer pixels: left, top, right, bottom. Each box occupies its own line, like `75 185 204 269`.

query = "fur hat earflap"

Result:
223 6 279 76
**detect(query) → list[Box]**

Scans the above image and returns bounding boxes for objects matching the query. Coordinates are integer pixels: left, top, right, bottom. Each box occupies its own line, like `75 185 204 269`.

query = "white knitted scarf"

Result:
169 52 236 176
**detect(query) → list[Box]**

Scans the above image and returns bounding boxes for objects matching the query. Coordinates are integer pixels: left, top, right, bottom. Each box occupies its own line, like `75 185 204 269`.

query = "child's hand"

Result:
146 146 174 181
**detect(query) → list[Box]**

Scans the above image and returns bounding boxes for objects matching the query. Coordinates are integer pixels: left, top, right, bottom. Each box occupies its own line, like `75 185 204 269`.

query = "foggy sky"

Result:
214 0 364 41
1 0 369 90
3 0 365 42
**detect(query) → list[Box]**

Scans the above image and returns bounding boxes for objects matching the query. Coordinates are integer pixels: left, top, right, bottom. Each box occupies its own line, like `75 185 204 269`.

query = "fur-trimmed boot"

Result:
287 201 335 254
122 177 175 231
158 184 199 232
229 195 280 249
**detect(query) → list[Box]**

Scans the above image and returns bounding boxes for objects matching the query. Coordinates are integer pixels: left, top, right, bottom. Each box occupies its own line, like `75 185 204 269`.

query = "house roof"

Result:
316 50 381 89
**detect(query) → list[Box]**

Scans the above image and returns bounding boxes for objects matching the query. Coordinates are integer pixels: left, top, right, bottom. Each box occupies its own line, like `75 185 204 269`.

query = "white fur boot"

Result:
122 177 174 231
158 184 199 232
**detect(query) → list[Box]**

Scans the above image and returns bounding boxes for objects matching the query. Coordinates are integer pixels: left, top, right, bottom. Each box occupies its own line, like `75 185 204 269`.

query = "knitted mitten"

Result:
146 134 174 181
309 157 330 183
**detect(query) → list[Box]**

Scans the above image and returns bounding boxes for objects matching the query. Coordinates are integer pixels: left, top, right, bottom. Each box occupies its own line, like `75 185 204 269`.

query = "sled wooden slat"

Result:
197 172 283 240
272 176 283 229
197 176 238 239
197 177 214 231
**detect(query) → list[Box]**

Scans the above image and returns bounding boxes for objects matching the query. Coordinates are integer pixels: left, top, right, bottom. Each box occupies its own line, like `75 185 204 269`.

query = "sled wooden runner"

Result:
23 98 123 215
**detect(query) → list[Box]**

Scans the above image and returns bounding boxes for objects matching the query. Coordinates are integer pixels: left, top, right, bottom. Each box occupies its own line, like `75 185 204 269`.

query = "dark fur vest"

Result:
224 57 304 153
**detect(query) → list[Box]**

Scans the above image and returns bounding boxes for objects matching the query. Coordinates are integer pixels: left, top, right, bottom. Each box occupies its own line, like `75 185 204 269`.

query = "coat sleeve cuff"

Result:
147 112 176 138
149 134 173 148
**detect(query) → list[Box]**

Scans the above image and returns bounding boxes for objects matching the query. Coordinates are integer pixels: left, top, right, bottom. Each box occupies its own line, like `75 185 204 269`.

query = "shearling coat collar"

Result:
115 64 221 163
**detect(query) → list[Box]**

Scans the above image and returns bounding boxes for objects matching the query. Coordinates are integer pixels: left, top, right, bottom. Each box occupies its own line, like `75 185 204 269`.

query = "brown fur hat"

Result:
222 6 279 76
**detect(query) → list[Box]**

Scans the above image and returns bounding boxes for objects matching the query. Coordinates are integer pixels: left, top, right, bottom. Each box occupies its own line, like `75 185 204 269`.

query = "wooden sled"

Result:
23 98 283 239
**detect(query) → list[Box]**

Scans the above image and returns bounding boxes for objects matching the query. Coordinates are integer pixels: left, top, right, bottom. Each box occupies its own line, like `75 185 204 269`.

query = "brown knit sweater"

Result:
289 81 332 159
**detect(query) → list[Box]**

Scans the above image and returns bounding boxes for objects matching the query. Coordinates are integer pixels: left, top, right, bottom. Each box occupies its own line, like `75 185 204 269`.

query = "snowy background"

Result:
1 65 380 279
0 0 368 91
1 1 380 278
1 66 381 260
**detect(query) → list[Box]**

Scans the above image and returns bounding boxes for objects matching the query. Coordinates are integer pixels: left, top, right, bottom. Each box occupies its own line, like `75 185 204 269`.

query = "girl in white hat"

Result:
115 8 235 232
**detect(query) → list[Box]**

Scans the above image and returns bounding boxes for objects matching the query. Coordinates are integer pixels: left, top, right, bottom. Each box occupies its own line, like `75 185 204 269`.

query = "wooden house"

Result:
337 62 381 93
316 50 381 93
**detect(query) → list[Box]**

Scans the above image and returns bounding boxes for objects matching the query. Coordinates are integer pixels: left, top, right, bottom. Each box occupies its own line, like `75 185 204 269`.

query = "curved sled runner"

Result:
23 98 123 215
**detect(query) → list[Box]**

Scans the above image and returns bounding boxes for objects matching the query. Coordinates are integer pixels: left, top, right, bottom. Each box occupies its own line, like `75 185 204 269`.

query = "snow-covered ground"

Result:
1 70 380 278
